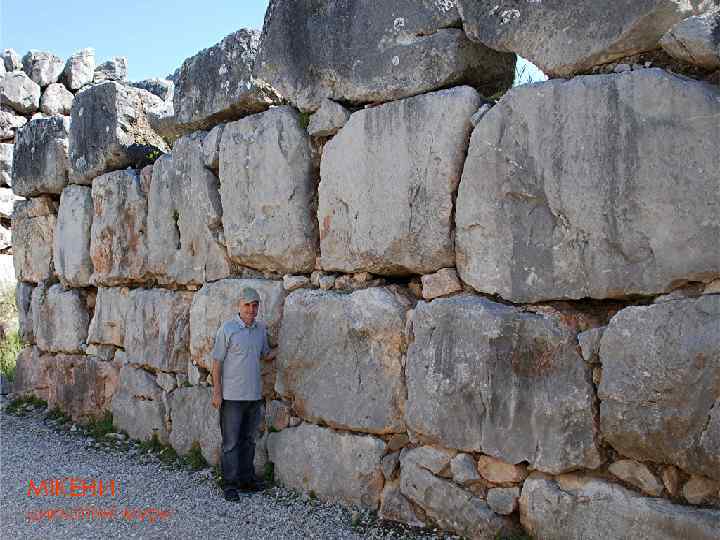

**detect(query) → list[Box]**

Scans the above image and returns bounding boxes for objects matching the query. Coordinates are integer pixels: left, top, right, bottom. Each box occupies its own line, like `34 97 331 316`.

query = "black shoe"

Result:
223 488 240 501
238 481 265 493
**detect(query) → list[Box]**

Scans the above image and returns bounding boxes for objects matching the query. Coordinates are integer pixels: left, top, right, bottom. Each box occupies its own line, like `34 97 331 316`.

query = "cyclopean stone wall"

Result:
9 1 720 538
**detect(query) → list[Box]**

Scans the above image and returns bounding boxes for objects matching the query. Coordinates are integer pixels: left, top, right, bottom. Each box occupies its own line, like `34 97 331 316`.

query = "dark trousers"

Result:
220 399 263 489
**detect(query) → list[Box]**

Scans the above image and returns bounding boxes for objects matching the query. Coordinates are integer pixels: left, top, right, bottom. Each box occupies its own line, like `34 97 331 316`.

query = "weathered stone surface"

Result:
451 453 481 485
1 71 41 115
402 446 456 478
282 274 309 292
0 224 10 252
400 460 517 539
0 107 27 141
578 327 605 364
147 132 230 285
16 282 34 344
22 50 64 87
683 475 720 505
458 1 703 77
200 124 224 172
266 400 290 431
189 278 285 370
155 372 176 393
520 475 720 540
406 295 600 473
63 48 95 90
2 49 22 72
32 283 89 354
174 29 279 132
662 465 682 496
124 288 193 373
87 287 130 347
130 78 174 102
307 99 350 137
255 0 514 111
40 83 73 116
111 365 168 443
68 82 167 184
93 57 127 82
12 116 70 197
90 168 151 286
0 142 12 186
219 106 317 273
421 268 463 300
661 10 720 69
609 460 664 496
276 288 409 434
457 69 720 303
12 347 51 400
12 197 57 283
379 480 426 528
54 185 93 287
320 87 480 275
169 386 222 465
267 423 386 509
599 296 720 480
382 452 400 481
476 455 528 484
46 354 120 421
0 188 19 219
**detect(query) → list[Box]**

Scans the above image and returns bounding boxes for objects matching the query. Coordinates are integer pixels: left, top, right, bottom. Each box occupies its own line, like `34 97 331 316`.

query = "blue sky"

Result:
0 0 270 81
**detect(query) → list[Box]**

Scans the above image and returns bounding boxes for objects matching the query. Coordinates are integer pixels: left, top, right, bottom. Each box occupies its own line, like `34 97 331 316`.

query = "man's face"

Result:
239 300 259 323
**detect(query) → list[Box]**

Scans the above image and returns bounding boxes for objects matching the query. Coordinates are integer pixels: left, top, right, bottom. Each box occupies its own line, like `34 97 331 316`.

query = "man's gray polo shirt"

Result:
212 315 270 401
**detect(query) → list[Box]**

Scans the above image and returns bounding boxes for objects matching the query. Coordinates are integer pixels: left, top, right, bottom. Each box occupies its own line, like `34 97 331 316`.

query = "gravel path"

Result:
1 401 455 540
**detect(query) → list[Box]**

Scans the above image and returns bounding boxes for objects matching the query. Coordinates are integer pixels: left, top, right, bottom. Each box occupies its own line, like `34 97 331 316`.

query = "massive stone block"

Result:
457 69 720 303
520 475 720 540
267 424 386 509
12 346 52 400
0 142 12 186
12 116 70 197
16 282 34 344
12 197 57 283
68 82 167 184
599 296 720 480
111 365 169 443
219 107 317 274
22 50 64 87
173 29 279 132
276 288 409 434
169 386 222 465
40 82 73 116
90 168 151 286
54 185 93 287
0 106 27 142
124 288 193 374
400 460 518 540
189 278 285 370
147 132 230 285
320 86 480 275
255 0 514 111
0 71 41 114
63 48 95 90
87 287 130 347
457 0 705 77
661 9 720 69
406 295 600 474
31 283 90 354
46 354 120 422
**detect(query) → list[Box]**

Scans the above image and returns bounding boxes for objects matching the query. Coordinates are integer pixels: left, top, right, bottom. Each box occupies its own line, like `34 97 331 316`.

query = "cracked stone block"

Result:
54 185 93 287
1 71 41 114
87 287 130 347
12 116 70 197
31 282 90 354
12 197 57 283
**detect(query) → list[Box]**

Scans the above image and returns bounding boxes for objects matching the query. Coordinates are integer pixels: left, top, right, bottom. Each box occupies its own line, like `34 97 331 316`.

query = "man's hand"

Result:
263 347 278 362
212 389 222 410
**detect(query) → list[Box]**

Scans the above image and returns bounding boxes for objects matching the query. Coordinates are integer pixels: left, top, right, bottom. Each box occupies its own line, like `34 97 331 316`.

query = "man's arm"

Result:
210 325 227 409
262 347 278 362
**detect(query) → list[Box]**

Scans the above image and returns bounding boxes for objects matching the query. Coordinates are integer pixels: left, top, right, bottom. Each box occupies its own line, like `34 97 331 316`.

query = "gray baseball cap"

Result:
239 287 261 304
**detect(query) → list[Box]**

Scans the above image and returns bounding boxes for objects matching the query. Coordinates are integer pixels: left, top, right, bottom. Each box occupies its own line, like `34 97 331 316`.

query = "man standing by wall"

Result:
211 287 277 501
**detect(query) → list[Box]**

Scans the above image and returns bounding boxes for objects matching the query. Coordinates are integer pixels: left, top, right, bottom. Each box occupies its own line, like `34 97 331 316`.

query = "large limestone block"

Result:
130 79 174 102
458 1 705 77
31 283 89 354
406 295 600 474
520 476 720 540
12 346 52 400
2 49 22 72
90 168 151 286
12 116 70 197
111 365 168 443
267 423 386 509
68 82 167 184
63 48 95 90
87 287 130 347
40 82 73 116
276 288 409 434
124 288 193 374
457 69 720 303
93 57 128 83
320 87 480 275
189 279 285 371
169 386 222 465
16 282 34 344
0 142 12 186
0 107 27 141
46 354 120 422
661 10 720 69
599 296 720 480
219 107 317 273
0 71 41 114
12 197 57 283
54 185 93 287
0 187 20 219
22 50 64 87
147 132 230 285
400 461 518 539
173 29 279 132
255 0 514 111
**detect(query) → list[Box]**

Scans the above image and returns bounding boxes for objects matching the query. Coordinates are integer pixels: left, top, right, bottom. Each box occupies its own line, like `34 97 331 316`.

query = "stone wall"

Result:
8 2 720 538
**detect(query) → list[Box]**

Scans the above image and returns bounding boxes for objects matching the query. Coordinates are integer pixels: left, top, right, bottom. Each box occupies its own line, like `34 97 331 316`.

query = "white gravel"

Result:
0 400 457 540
